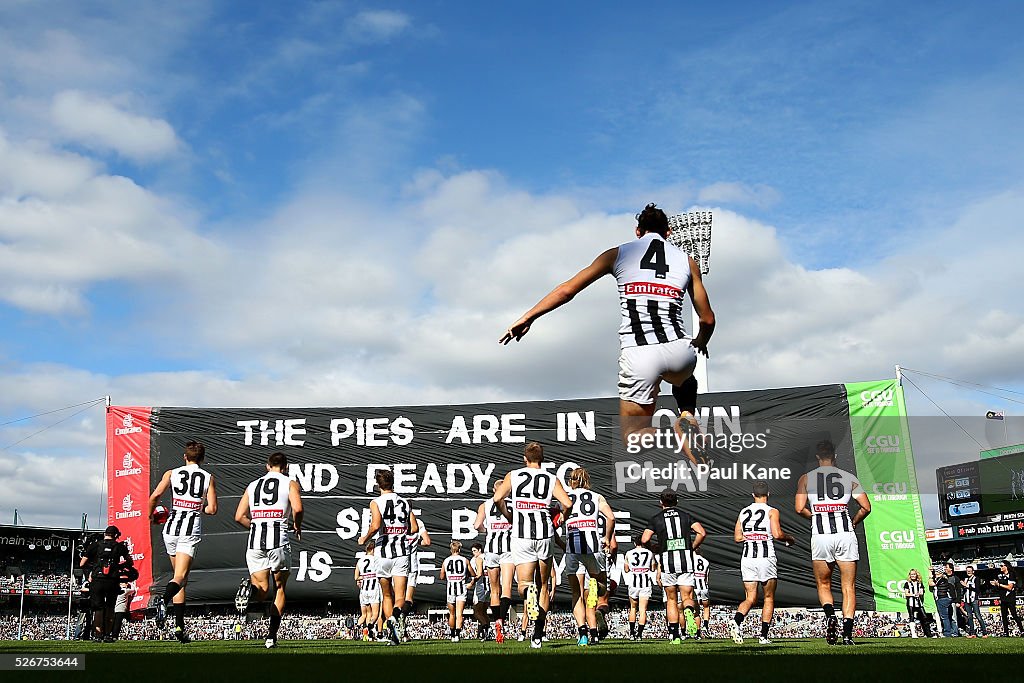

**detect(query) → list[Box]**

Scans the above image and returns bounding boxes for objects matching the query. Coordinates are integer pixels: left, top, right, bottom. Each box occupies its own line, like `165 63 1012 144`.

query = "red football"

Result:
152 505 169 524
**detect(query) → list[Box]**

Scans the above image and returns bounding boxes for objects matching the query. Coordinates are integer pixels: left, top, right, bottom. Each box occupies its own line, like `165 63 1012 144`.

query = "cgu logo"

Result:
873 482 908 495
860 389 894 408
880 530 915 544
885 579 908 598
866 435 900 449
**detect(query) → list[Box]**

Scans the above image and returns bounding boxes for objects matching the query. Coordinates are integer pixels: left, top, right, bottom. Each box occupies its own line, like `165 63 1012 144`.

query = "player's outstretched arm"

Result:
205 475 218 516
289 480 304 541
148 470 171 520
499 248 617 345
794 474 811 519
686 256 715 357
769 508 795 546
358 501 382 546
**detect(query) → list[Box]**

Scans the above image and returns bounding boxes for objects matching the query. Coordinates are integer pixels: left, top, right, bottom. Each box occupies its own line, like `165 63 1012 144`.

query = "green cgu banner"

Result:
846 380 934 612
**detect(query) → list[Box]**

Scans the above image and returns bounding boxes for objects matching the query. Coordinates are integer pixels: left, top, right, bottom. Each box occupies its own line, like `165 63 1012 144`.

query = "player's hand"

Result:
357 535 365 545
293 528 302 542
500 318 532 345
690 338 710 358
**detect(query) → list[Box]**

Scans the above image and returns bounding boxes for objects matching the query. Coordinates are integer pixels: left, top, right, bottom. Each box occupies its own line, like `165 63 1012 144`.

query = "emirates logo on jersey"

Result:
624 282 682 298
115 451 142 478
115 494 142 520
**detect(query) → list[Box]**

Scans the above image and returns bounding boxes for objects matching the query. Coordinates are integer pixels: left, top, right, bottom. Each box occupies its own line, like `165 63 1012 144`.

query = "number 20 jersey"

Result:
613 232 692 348
510 468 556 541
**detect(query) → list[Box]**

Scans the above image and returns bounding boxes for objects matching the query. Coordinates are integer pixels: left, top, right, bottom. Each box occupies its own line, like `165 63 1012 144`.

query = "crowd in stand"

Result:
1 605 1018 641
0 574 73 591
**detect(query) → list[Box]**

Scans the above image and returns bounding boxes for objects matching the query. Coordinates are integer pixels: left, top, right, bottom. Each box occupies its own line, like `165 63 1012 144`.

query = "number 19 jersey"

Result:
246 471 291 551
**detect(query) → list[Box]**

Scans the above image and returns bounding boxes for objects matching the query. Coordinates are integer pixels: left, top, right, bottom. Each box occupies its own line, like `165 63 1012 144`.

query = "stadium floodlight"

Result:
667 210 713 392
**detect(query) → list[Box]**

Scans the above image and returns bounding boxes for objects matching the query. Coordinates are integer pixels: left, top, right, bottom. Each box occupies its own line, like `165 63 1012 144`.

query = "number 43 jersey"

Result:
613 232 692 348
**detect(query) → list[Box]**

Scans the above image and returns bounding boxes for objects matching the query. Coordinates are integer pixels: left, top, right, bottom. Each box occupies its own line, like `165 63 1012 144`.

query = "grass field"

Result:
3 637 1024 682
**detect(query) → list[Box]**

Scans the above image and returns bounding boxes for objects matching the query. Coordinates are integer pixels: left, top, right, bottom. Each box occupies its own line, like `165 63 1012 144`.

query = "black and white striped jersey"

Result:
163 464 211 537
624 547 655 591
509 467 556 540
483 500 512 554
738 502 776 560
646 507 696 574
692 553 710 593
564 487 605 555
904 580 924 609
805 466 861 535
356 553 379 592
246 472 291 551
613 233 693 348
407 526 426 554
443 555 469 600
962 575 978 603
373 492 411 559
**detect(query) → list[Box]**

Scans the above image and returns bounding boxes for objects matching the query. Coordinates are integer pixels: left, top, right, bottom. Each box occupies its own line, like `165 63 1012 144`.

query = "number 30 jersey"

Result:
613 232 692 348
164 463 211 537
246 471 292 551
806 466 861 535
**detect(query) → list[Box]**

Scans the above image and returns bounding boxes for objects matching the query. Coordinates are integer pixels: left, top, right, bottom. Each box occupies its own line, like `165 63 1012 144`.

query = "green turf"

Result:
2 638 1023 682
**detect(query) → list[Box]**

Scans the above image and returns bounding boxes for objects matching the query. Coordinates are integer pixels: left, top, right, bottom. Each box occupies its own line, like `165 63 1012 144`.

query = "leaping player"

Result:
500 203 715 445
794 440 871 646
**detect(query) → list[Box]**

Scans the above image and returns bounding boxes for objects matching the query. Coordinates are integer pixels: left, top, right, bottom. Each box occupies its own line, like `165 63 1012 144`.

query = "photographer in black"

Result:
80 526 135 642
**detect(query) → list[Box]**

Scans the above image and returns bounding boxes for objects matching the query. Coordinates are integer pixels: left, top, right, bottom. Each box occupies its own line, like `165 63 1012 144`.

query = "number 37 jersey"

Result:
613 232 692 348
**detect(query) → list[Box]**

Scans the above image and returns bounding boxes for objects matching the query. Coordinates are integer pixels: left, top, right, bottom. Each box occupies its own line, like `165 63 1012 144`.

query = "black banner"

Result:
145 384 875 608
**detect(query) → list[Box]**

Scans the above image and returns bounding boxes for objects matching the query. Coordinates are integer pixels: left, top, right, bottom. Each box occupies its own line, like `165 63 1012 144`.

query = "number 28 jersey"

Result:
613 232 692 348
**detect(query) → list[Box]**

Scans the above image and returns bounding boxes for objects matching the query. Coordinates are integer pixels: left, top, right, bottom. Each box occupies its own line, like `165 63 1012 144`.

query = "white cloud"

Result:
51 90 180 161
346 10 412 43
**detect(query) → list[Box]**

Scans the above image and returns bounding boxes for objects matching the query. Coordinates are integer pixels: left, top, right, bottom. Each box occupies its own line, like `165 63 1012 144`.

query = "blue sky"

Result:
1 1 1023 526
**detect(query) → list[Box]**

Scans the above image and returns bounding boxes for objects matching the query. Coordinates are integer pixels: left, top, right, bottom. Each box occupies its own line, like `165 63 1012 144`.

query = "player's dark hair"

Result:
267 451 287 469
364 541 375 553
660 488 678 508
815 439 836 461
632 533 645 548
752 480 769 498
470 542 483 552
636 203 669 237
184 440 205 463
375 468 394 490
524 441 544 464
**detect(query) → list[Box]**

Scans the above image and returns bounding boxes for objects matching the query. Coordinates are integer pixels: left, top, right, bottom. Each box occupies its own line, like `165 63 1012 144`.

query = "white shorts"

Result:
407 570 420 588
485 551 514 569
359 587 382 606
473 579 490 604
565 552 607 577
164 534 201 558
447 591 468 605
618 338 698 405
741 557 778 583
660 572 695 588
694 588 710 603
628 585 653 600
811 532 859 563
114 591 132 613
245 545 291 575
375 555 410 579
510 538 552 565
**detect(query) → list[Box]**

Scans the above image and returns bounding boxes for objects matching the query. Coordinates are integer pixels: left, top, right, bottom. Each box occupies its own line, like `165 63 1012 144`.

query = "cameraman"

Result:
81 526 134 642
930 561 960 637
